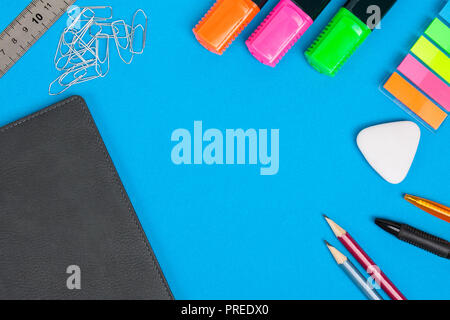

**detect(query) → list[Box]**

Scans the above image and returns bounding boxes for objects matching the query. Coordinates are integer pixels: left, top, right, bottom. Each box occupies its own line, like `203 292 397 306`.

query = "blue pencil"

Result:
325 241 383 300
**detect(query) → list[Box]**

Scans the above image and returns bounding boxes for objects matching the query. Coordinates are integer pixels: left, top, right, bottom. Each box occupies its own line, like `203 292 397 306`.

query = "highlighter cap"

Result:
193 0 263 55
293 0 332 20
252 0 269 9
345 0 397 30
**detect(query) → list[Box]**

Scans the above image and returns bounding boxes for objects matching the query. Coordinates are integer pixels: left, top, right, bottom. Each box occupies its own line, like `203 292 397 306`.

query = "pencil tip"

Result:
324 241 347 264
323 240 330 246
323 215 346 237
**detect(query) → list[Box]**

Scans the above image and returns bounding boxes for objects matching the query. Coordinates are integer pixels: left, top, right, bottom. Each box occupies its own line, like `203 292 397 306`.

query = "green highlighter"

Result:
305 0 397 76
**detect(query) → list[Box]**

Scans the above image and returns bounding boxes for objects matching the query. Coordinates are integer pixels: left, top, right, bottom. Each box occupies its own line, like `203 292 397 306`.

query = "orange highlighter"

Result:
193 0 268 55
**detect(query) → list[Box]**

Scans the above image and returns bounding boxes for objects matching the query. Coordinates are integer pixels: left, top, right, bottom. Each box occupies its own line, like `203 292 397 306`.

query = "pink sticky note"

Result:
397 54 450 111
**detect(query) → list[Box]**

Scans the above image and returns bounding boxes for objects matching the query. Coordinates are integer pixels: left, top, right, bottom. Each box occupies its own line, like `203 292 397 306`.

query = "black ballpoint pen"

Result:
375 218 450 259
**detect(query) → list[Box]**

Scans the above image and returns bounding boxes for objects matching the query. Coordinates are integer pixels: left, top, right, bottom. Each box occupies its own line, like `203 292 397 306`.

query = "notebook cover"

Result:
0 96 173 300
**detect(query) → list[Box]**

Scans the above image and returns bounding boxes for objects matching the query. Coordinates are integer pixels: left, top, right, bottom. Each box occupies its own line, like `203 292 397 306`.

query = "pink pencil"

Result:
324 215 406 300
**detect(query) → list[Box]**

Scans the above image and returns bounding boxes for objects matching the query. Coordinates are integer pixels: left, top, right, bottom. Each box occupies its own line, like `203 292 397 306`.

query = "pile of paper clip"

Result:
49 6 147 95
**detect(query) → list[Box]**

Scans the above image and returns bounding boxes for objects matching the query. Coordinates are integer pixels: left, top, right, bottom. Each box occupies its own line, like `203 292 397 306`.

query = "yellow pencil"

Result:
404 194 450 223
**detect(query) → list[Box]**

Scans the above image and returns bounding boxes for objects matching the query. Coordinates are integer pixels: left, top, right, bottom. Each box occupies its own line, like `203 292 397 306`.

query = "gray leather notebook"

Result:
0 96 173 300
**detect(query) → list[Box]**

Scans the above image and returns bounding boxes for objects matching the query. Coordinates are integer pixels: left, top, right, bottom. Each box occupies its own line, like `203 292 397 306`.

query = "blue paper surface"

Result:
0 0 448 300
440 0 450 23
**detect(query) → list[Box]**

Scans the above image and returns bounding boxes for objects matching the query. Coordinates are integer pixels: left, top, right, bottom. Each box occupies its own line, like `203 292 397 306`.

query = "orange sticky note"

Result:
384 72 447 130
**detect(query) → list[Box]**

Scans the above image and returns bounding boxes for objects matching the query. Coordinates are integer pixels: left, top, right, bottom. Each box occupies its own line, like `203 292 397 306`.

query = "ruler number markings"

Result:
0 0 76 78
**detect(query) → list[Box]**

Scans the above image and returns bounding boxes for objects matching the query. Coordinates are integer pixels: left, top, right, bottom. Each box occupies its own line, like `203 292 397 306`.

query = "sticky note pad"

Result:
411 36 450 83
425 18 450 55
384 72 447 130
440 1 450 23
398 54 450 111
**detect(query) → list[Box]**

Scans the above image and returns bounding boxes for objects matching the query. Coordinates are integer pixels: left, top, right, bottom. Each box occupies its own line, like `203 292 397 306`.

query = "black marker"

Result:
375 218 450 259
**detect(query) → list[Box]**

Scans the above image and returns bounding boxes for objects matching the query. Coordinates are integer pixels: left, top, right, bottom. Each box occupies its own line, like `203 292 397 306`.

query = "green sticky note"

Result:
411 36 450 83
425 18 450 55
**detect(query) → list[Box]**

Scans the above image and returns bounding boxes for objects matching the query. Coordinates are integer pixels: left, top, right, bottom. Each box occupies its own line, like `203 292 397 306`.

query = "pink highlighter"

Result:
246 0 331 67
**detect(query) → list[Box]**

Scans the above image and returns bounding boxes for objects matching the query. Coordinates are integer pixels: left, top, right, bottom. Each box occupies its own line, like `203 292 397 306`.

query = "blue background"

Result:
0 0 449 300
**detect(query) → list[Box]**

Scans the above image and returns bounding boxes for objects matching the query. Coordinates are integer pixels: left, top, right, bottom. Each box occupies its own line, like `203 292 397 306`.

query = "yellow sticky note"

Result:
411 36 450 83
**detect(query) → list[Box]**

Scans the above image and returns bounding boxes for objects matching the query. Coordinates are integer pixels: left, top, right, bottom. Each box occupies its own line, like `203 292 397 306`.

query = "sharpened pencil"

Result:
323 215 406 300
325 241 384 300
